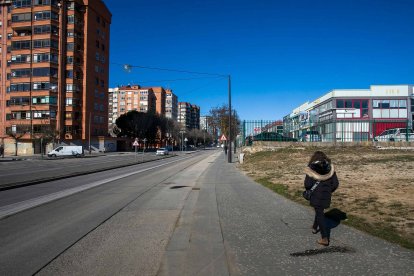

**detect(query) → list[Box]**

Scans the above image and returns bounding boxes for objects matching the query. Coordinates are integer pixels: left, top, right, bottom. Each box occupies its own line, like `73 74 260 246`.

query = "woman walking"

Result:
304 151 339 246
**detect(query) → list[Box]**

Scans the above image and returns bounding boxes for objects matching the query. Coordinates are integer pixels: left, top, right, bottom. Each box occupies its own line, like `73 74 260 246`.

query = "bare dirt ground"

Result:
239 146 414 248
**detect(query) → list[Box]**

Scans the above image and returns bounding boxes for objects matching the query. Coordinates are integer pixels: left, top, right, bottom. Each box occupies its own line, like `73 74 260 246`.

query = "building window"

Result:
67 15 75 24
11 40 31 50
67 30 74 37
13 0 32 8
12 13 31 22
10 83 31 92
33 39 58 49
67 42 74 51
34 11 58 21
33 53 58 63
373 99 407 119
11 68 31 78
34 0 57 6
34 25 58 35
33 82 57 90
32 67 58 77
336 99 369 118
32 96 56 104
11 54 31 63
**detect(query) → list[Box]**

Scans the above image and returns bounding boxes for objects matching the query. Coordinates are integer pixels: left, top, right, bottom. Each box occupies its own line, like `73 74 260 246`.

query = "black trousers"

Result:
313 207 328 238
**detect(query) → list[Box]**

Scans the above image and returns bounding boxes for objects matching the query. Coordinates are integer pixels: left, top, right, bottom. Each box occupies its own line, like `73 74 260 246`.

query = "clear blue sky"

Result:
105 0 414 120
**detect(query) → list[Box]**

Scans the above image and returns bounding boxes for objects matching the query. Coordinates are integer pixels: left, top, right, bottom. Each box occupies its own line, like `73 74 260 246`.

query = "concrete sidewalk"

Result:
160 152 413 275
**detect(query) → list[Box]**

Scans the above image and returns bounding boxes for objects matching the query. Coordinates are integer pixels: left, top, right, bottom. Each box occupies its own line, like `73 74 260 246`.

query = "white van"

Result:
47 146 84 158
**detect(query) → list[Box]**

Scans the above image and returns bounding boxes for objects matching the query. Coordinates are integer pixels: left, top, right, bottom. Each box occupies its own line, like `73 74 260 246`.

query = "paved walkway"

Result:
159 152 413 275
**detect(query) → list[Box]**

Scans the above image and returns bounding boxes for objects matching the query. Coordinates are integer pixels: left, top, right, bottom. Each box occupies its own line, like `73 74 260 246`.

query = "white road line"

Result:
0 157 192 220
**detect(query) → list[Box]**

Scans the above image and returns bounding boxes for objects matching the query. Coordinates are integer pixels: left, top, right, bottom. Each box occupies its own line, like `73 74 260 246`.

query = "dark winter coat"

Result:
304 163 339 209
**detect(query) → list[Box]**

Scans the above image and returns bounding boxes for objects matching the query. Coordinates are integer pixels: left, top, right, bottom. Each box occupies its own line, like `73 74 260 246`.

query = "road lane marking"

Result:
0 156 195 220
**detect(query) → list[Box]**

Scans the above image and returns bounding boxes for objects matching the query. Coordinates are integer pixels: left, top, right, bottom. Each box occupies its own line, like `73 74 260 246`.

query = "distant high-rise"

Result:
165 89 178 121
108 85 179 129
0 0 111 147
178 102 200 130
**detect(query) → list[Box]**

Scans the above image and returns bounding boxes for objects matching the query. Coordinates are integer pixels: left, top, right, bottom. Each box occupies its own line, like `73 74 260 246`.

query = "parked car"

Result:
300 130 321 142
156 148 169 155
252 132 297 142
374 128 414 142
47 146 84 158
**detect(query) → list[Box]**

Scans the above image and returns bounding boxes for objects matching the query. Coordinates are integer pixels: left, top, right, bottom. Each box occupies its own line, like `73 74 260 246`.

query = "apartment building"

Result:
178 101 200 130
108 85 179 130
0 0 111 151
165 88 177 121
108 85 156 126
151 86 165 116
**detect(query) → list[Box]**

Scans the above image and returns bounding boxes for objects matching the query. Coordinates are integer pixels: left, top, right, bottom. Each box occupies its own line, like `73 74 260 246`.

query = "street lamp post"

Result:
142 138 147 162
180 130 185 153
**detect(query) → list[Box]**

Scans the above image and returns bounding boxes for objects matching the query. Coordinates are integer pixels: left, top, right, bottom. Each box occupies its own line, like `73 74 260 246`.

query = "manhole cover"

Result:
170 186 188 189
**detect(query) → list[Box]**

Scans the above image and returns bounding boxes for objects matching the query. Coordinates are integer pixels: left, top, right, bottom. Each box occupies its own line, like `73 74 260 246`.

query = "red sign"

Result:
219 134 227 141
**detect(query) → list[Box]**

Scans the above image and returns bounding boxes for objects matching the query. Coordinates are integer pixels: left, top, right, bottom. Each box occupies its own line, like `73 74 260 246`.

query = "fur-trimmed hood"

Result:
304 164 335 181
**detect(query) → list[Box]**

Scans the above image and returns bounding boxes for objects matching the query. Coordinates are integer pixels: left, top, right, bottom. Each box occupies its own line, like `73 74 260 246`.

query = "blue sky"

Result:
106 0 414 120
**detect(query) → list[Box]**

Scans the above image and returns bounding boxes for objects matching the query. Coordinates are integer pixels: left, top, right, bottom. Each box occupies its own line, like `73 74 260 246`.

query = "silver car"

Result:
374 128 414 142
156 148 169 155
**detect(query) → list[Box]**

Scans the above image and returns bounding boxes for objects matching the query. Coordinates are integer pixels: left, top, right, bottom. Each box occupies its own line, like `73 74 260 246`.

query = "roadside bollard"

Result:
239 153 245 164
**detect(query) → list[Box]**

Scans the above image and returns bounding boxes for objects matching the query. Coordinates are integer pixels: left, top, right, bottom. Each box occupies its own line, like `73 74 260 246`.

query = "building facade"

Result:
165 88 177 121
0 0 111 149
283 85 414 142
178 101 200 130
108 85 156 127
108 85 179 131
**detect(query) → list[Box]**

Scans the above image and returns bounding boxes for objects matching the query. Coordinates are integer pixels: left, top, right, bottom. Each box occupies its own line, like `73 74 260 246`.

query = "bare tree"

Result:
209 104 241 141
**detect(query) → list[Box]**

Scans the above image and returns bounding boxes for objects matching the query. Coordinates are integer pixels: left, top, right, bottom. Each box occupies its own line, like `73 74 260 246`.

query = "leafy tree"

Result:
115 111 159 142
115 111 182 148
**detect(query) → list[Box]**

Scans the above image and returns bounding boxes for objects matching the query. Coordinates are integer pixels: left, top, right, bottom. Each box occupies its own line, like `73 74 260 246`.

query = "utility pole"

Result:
228 75 232 163
88 112 91 154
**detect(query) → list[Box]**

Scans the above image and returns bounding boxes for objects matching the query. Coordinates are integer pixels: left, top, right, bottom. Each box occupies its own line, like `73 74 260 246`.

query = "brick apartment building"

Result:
108 85 157 127
108 85 179 128
0 0 111 153
165 88 177 121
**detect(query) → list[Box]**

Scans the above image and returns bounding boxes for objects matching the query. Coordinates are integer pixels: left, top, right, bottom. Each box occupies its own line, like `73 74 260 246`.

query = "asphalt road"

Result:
1 149 413 275
0 151 183 189
0 150 216 275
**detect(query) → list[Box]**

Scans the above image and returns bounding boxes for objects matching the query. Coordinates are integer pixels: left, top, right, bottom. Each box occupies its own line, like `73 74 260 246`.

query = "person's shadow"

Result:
325 208 347 239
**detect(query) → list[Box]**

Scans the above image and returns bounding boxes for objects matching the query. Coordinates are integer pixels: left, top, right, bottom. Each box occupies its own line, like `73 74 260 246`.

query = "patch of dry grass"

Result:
239 146 414 249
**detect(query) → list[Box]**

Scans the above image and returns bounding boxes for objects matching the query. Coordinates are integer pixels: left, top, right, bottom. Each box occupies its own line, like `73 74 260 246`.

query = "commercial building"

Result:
0 0 111 153
178 101 200 130
283 85 414 142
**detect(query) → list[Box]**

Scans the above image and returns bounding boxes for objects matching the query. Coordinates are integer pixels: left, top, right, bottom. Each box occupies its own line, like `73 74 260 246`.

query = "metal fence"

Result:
240 119 414 146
